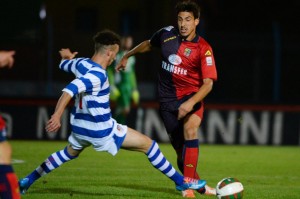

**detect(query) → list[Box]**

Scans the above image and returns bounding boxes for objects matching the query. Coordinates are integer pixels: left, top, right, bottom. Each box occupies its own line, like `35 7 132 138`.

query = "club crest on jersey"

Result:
168 54 182 65
184 48 192 57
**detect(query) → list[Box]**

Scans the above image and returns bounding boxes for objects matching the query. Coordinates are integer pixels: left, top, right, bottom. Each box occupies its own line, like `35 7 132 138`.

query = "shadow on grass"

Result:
29 183 180 198
112 183 178 195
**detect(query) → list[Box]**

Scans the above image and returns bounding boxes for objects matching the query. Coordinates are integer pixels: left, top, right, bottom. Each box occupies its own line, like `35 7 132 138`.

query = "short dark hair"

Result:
93 29 121 52
175 0 200 19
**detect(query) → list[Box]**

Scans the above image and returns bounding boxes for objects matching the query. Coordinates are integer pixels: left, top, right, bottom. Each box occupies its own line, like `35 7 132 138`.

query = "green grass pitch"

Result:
11 140 300 199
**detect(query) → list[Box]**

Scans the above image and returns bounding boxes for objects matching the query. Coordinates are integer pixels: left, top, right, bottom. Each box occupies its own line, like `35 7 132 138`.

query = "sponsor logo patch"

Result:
168 54 182 65
164 36 176 43
206 56 213 66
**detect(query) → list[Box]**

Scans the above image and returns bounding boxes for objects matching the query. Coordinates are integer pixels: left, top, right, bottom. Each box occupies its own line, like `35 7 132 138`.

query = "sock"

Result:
26 147 77 186
178 149 205 193
146 141 184 185
0 165 21 199
183 139 199 179
183 139 206 193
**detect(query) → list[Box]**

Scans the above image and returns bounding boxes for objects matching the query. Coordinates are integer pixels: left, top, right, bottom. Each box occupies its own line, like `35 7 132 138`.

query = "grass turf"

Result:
10 140 300 199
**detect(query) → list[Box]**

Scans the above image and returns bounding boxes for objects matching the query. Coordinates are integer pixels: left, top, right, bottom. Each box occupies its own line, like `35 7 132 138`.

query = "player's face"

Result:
177 11 199 40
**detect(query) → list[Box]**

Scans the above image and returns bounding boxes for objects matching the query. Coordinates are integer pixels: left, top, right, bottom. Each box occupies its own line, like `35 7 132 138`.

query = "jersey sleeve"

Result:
149 26 168 47
59 58 88 76
62 68 105 97
200 43 217 81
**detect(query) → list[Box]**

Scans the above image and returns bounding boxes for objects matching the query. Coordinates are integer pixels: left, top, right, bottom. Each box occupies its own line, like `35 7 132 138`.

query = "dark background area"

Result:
0 0 299 104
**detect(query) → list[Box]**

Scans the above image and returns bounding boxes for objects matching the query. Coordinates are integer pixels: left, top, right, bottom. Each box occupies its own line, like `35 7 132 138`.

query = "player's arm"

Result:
116 40 152 71
178 78 213 120
46 91 72 133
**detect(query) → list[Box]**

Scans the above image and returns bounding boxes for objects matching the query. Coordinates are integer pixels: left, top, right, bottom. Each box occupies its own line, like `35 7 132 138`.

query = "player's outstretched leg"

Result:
19 147 77 194
146 141 206 191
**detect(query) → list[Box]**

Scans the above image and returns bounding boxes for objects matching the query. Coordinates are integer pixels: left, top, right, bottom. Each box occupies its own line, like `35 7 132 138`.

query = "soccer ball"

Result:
216 177 244 199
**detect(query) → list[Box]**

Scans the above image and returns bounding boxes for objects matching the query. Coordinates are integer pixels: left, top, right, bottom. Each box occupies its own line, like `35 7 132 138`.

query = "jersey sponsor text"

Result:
162 61 187 75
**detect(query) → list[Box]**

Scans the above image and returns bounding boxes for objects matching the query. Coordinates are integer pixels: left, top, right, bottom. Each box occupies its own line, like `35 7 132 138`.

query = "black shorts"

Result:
159 94 203 150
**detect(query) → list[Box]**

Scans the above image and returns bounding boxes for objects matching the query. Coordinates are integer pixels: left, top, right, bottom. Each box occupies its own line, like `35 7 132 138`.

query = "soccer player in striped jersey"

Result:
0 50 21 199
18 29 206 195
116 1 217 197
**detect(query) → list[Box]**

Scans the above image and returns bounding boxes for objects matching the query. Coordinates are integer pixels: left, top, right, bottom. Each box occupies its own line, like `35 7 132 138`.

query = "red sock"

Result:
183 139 199 178
183 140 206 194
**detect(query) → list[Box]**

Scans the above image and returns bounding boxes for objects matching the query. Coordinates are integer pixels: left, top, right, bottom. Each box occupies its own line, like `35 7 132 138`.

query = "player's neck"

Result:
185 32 197 41
91 54 108 69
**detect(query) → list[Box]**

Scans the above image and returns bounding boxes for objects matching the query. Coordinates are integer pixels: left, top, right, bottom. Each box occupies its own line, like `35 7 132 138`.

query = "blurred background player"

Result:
116 0 217 197
0 50 21 199
18 30 206 195
108 35 139 124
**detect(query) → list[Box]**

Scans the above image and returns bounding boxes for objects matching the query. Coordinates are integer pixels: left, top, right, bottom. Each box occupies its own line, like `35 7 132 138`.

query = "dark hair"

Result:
93 29 121 52
175 0 200 19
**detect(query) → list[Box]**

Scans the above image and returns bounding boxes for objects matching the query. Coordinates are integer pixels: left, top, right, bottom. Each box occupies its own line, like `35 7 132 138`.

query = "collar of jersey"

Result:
86 58 103 69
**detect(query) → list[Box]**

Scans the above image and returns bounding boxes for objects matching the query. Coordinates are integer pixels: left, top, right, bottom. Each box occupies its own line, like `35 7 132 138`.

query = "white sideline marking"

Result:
12 159 25 164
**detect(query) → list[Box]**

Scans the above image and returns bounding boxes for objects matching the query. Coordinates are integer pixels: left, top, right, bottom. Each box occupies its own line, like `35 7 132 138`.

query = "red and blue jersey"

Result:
150 26 217 102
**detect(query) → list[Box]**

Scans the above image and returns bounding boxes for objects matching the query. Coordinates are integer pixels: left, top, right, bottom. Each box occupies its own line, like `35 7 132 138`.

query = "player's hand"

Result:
45 114 61 133
59 48 78 60
115 56 128 72
0 50 15 68
132 89 140 105
178 101 194 120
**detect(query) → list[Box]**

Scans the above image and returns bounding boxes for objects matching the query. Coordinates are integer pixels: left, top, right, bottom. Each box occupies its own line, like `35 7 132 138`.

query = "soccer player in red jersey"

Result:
0 50 21 199
116 0 217 197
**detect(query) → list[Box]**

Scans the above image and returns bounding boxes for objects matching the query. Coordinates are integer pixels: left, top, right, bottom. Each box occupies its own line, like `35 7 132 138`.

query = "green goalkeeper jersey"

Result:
108 50 138 108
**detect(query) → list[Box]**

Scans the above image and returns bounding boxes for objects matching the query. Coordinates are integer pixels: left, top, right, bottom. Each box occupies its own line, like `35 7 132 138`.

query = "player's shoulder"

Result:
157 26 177 34
65 57 89 65
76 57 90 63
162 26 175 32
198 36 213 49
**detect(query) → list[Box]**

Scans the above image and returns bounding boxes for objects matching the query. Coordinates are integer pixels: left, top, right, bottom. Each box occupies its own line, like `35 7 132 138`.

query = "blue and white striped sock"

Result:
146 141 183 185
26 147 77 185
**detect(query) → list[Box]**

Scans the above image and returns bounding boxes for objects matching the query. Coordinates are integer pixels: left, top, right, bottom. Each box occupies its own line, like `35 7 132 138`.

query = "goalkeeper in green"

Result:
108 35 139 124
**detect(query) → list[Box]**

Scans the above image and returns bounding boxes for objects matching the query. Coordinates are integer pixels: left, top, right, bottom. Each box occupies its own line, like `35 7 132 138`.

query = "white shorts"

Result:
68 121 127 156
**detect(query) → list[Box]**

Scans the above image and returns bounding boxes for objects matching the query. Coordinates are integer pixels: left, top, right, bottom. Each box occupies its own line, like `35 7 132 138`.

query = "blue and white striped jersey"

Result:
59 58 114 138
